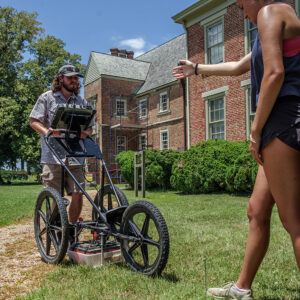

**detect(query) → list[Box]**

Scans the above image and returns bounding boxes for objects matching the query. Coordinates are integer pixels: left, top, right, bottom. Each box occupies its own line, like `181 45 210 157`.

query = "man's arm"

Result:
29 118 61 136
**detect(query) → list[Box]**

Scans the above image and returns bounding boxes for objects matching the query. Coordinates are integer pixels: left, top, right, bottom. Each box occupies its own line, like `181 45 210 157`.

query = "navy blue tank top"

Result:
251 21 300 112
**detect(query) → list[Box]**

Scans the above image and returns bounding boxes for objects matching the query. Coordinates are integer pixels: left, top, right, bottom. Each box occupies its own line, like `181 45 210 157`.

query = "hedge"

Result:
116 149 180 189
0 169 29 183
116 140 258 193
171 140 258 193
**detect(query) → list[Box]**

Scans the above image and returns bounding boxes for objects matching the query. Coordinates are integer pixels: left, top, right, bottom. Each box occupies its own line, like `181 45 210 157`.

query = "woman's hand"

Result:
172 60 195 79
249 131 263 165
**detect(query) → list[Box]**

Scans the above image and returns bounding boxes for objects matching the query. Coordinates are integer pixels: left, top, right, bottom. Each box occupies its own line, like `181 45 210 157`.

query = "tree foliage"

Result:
0 6 85 174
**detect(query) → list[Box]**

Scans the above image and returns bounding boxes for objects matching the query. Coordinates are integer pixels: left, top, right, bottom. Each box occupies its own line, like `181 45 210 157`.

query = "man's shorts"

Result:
42 164 85 195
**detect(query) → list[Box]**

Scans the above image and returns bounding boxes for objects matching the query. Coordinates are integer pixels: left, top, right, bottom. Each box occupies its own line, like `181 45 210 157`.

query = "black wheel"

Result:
120 201 169 276
92 185 129 220
34 187 69 264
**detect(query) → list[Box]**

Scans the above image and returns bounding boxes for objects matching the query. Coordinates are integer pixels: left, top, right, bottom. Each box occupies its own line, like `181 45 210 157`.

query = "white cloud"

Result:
119 37 145 50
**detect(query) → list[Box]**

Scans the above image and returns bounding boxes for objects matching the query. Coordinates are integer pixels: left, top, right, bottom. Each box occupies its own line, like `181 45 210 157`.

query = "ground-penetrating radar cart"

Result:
33 104 170 276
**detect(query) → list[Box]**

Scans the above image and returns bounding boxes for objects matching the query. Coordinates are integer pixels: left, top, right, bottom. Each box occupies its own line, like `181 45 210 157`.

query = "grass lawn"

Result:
0 183 42 226
1 184 299 299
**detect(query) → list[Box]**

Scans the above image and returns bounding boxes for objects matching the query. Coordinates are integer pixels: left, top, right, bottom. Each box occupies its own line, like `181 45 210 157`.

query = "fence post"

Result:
134 151 145 198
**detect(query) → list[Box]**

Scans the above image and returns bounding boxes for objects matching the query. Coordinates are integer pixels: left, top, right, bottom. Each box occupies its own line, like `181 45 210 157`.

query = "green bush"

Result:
0 169 29 183
170 140 257 194
116 149 180 189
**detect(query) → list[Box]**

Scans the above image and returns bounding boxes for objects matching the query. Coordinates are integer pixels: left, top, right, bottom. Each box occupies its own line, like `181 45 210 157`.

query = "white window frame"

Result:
87 95 97 109
138 133 147 150
244 20 258 54
115 98 127 117
296 0 300 17
159 91 169 113
205 93 226 140
116 136 127 152
160 129 169 150
204 18 224 64
241 80 256 138
138 99 148 119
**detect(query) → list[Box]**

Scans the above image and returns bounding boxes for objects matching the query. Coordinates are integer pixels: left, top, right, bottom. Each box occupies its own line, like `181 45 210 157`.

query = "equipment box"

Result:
67 241 123 267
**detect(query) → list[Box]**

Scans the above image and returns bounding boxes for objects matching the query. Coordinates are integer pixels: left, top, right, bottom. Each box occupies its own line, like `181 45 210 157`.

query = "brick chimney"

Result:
110 48 119 56
109 48 134 59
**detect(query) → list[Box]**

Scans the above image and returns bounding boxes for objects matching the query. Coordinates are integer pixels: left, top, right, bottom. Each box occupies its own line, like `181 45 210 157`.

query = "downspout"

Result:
183 21 190 149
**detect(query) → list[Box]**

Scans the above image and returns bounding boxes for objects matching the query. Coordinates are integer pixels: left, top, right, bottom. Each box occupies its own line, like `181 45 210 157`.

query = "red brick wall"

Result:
187 0 296 146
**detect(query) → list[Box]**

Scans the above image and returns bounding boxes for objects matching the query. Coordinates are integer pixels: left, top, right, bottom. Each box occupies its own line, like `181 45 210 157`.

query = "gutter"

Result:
183 21 190 149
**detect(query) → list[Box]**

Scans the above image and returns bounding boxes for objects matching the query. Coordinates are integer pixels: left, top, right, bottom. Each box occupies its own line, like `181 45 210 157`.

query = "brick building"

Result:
84 0 299 173
84 34 186 176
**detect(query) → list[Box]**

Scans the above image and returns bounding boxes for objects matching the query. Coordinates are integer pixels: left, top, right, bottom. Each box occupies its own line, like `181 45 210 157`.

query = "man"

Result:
29 65 93 225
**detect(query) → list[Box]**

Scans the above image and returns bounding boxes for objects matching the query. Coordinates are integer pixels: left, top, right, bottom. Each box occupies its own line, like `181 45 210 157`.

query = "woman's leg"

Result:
262 138 300 269
236 165 275 289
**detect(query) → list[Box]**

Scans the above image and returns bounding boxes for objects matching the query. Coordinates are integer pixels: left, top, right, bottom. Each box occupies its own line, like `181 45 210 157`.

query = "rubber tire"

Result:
92 185 129 220
34 187 69 264
120 200 169 276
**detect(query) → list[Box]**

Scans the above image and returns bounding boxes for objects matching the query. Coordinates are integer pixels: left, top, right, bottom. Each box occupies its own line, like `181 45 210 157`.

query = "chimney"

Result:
110 48 118 56
110 48 134 59
127 50 134 59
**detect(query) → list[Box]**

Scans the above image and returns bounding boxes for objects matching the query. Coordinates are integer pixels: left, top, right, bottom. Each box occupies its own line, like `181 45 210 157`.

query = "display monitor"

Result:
51 104 96 132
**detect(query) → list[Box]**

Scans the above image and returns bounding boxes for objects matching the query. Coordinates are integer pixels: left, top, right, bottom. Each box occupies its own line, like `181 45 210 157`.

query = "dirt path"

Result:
0 190 97 300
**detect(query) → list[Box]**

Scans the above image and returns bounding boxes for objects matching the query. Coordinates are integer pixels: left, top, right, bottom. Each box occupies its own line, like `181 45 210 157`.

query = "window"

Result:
139 134 147 150
207 97 225 140
206 21 224 64
296 0 300 17
248 21 258 52
115 98 127 117
159 92 168 113
246 86 255 137
138 99 148 119
116 136 127 152
87 95 97 109
160 130 169 150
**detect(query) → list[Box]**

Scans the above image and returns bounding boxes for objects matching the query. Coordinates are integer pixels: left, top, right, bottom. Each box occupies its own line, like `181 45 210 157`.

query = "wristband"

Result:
195 63 199 75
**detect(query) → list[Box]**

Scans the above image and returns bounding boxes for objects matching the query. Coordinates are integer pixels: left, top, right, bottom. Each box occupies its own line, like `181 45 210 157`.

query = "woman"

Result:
173 1 300 299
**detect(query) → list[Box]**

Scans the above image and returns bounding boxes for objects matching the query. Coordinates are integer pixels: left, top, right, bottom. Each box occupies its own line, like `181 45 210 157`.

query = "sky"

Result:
1 0 197 66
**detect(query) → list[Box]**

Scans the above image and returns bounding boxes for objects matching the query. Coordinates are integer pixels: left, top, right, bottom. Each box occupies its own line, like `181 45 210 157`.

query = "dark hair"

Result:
51 75 81 95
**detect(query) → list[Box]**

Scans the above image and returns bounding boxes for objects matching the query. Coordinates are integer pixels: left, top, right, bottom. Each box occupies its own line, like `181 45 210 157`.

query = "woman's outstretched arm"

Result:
172 53 251 79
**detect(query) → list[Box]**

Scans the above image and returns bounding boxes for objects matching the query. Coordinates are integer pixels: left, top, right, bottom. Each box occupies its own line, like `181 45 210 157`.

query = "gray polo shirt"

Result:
30 90 93 165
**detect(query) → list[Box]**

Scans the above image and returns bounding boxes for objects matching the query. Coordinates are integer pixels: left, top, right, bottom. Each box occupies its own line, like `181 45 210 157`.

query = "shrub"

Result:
116 149 180 189
170 140 257 194
116 151 135 187
0 169 29 183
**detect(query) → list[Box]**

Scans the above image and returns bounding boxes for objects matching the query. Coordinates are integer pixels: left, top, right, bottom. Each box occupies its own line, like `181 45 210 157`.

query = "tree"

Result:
0 6 85 183
18 35 85 170
0 6 43 98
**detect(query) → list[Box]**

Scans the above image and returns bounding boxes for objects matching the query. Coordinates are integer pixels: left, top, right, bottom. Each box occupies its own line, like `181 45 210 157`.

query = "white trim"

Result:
147 116 183 128
160 129 169 150
241 79 251 87
202 86 228 98
173 0 236 28
200 8 227 26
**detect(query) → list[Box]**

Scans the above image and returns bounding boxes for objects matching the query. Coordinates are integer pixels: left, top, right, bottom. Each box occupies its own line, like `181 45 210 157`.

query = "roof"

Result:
135 34 186 95
84 52 150 85
84 34 186 95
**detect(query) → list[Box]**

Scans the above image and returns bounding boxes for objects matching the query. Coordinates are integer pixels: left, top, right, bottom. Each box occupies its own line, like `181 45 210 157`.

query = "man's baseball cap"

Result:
58 65 83 77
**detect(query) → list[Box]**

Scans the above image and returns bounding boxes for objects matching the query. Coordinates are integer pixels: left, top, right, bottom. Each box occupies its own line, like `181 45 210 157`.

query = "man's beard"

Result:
62 81 76 93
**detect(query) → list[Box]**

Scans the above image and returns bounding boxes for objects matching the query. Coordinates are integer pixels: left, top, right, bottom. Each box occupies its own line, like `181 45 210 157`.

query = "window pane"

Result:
207 22 223 64
208 98 225 140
